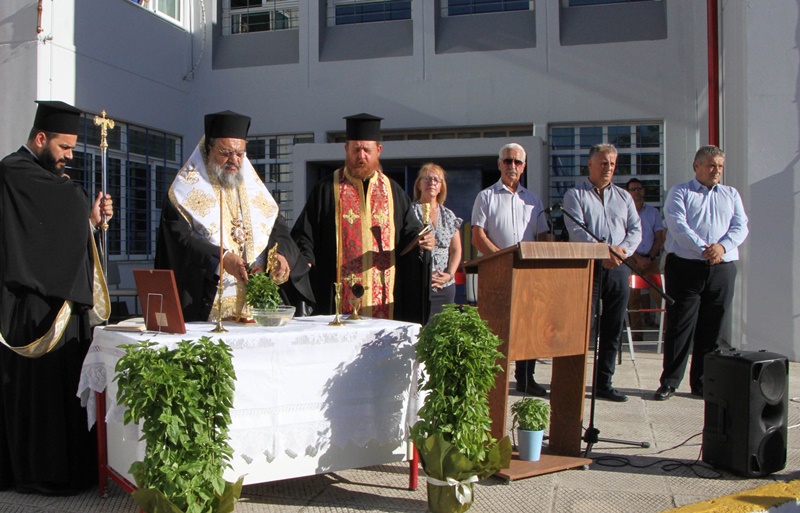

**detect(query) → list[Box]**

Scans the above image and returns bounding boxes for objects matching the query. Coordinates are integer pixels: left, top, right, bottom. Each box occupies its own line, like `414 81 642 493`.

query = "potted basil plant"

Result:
115 337 243 513
410 304 512 513
510 397 550 461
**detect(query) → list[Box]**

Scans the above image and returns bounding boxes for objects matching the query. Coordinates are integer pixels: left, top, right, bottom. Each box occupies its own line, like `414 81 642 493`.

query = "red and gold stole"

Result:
334 167 396 319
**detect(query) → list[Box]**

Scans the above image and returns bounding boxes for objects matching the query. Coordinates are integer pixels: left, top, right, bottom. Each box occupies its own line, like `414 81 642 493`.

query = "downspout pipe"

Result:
37 0 43 34
707 0 720 146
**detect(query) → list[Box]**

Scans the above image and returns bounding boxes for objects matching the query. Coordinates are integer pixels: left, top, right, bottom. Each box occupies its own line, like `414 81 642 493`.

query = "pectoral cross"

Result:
343 273 360 287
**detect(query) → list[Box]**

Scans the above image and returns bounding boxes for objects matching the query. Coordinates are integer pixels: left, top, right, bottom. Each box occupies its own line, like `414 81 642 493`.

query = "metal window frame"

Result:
547 122 665 207
326 0 412 27
223 0 300 35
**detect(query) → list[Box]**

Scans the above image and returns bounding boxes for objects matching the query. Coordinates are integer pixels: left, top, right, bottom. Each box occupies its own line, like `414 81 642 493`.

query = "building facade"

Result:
1 0 797 359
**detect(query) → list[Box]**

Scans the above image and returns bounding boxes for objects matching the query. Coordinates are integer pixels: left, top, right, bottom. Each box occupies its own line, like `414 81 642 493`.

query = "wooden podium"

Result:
463 241 608 481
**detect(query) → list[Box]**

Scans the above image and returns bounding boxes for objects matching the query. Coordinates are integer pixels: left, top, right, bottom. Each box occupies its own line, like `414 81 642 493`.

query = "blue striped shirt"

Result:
562 180 642 257
664 178 748 262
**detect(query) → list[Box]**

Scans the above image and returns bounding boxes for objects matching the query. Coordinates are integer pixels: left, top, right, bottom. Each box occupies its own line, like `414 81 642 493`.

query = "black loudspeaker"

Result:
702 349 789 477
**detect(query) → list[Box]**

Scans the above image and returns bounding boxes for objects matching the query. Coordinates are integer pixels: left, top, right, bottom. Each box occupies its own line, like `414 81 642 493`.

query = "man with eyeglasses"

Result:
562 143 641 402
471 143 550 397
625 177 665 337
155 111 308 322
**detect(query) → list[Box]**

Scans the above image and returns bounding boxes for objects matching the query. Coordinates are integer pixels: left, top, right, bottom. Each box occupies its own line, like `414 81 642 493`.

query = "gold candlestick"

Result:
211 187 227 333
347 297 362 320
329 282 345 326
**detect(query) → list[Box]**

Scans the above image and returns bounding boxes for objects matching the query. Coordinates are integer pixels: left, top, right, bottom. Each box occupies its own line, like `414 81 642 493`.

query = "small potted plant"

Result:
411 304 512 513
510 397 550 462
245 271 294 326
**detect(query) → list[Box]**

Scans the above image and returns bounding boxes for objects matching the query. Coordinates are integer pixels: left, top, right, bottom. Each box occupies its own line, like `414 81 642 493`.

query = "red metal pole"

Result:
707 0 720 147
408 444 419 490
36 0 43 34
96 391 109 497
96 390 138 497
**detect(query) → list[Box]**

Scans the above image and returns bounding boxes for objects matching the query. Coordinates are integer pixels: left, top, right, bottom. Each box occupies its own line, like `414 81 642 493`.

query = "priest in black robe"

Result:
0 101 113 494
291 114 433 324
155 111 312 322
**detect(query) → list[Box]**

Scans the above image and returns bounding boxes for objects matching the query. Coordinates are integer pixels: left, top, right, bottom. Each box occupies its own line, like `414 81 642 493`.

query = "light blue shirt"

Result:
664 178 748 262
471 180 549 252
562 180 642 257
636 203 664 255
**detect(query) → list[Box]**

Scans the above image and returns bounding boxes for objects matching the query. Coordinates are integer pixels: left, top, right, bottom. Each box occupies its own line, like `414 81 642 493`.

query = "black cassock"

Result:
155 198 313 322
291 172 430 324
0 148 98 494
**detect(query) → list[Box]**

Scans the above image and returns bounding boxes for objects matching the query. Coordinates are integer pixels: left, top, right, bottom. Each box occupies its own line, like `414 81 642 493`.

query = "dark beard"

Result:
39 145 69 176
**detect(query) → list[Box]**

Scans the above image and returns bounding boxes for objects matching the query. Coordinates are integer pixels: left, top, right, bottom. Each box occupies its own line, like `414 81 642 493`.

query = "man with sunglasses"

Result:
471 143 550 397
155 111 307 322
625 178 665 336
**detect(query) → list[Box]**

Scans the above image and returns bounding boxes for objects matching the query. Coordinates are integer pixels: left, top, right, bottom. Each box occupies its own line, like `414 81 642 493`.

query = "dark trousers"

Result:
590 262 631 391
659 254 736 390
428 283 456 319
514 359 536 384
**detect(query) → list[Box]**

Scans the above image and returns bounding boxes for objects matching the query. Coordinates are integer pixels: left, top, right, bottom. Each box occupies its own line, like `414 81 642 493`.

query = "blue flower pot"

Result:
517 429 544 461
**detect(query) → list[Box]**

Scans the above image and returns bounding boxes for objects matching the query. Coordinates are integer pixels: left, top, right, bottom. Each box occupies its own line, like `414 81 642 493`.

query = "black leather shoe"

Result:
690 385 703 398
515 381 547 397
654 385 675 401
596 387 628 402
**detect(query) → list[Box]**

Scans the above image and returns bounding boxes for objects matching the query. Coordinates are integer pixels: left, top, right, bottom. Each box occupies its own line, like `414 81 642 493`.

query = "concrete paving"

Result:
2 347 798 513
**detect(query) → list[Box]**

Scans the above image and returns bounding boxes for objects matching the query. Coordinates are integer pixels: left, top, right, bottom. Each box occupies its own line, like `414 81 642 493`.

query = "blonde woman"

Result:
412 163 463 319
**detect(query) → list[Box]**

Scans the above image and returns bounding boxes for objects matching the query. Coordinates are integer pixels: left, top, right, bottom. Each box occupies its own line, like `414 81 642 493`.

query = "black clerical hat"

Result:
33 100 82 135
345 113 382 141
204 111 251 140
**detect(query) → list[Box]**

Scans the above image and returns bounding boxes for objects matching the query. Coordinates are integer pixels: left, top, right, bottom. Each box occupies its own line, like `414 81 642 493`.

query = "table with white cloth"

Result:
78 316 422 490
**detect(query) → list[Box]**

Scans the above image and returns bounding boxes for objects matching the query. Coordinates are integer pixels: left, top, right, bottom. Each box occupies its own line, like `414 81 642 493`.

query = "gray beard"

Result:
208 160 243 189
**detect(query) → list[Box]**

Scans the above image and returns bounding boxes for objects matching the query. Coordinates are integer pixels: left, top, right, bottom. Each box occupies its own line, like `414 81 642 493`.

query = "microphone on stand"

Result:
537 204 562 241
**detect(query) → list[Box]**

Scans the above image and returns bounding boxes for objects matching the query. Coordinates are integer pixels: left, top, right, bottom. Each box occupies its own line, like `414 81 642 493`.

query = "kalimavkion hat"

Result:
344 113 382 141
33 100 82 135
204 111 251 140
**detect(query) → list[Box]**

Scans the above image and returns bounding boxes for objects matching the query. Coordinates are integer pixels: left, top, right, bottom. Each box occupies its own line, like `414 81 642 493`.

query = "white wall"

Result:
0 0 200 150
0 0 43 154
721 1 800 360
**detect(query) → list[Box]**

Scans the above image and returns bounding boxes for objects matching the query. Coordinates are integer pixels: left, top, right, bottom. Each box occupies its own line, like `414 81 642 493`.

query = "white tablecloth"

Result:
78 316 421 482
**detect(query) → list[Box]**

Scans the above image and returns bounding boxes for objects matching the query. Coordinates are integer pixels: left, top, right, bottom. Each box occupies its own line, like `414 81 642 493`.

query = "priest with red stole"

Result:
292 114 434 323
0 101 113 494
